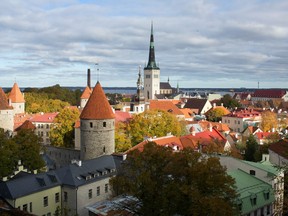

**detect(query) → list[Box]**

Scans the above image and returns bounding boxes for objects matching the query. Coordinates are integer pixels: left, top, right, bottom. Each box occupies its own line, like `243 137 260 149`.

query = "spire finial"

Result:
95 63 99 82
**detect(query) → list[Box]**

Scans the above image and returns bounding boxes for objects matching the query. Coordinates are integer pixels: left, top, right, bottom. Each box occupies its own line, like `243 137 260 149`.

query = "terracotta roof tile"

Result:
149 100 184 116
253 89 286 98
8 83 25 103
15 120 36 131
0 88 13 110
80 82 115 120
127 135 183 153
269 139 288 159
80 86 92 99
180 108 192 118
115 111 132 123
30 113 58 123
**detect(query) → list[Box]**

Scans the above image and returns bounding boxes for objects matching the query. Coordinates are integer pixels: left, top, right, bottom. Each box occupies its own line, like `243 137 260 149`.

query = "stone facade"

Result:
80 118 115 160
0 109 14 132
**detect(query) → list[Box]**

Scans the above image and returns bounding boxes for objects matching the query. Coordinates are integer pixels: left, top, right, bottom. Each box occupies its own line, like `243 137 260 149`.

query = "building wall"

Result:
12 186 61 216
33 122 53 145
144 69 160 100
75 127 81 149
222 116 245 132
11 102 25 115
80 119 115 160
81 98 89 109
0 109 14 132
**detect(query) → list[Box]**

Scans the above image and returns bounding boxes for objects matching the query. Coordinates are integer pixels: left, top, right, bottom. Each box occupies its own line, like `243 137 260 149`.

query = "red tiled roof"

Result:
14 113 36 130
127 136 183 153
115 111 132 123
8 83 25 103
30 113 58 123
80 86 92 99
149 100 184 116
253 89 286 98
199 121 230 132
255 132 274 140
224 109 261 119
80 82 115 120
180 108 192 118
15 120 36 131
269 139 288 159
0 88 13 110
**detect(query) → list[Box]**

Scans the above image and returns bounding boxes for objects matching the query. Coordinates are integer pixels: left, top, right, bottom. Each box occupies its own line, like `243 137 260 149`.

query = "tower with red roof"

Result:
80 81 115 160
8 83 25 114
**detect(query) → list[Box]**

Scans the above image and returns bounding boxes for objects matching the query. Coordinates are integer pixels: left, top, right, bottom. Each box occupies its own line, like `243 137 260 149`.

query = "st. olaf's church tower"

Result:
144 23 160 101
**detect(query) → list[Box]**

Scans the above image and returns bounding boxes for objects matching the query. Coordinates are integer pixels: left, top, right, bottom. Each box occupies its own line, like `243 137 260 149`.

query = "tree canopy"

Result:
50 107 80 148
111 142 238 216
127 110 186 146
219 94 241 109
0 128 45 177
244 134 259 162
260 110 278 132
205 107 226 122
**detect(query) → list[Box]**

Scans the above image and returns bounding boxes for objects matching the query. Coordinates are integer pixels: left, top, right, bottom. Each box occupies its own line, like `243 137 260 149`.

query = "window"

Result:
154 74 158 78
249 170 256 176
46 132 49 136
29 202 32 212
43 196 48 207
90 122 93 128
146 75 151 78
55 193 59 203
41 124 44 128
97 186 100 196
238 120 240 124
267 205 270 214
105 184 109 193
103 146 106 153
23 204 28 211
89 189 92 199
103 122 106 127
251 197 257 206
64 192 68 202
264 192 270 200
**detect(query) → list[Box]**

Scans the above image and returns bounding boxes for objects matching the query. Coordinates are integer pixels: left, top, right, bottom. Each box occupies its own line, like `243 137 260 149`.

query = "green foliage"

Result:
205 107 226 122
111 142 238 215
12 129 45 171
0 129 19 177
219 94 241 109
0 128 45 177
127 110 185 146
244 135 259 162
50 108 80 148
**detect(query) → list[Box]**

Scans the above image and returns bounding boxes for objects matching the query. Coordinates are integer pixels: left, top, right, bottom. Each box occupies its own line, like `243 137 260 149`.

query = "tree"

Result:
219 94 241 109
260 110 278 132
115 122 132 152
244 135 259 162
110 142 238 215
0 129 19 177
12 129 45 172
127 110 185 146
50 107 80 148
205 107 226 122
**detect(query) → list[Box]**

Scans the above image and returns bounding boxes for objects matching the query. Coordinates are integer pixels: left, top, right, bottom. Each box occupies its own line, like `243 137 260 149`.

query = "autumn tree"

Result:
50 107 80 148
205 107 226 122
260 110 278 132
115 121 132 152
12 129 45 172
127 110 185 146
110 142 238 215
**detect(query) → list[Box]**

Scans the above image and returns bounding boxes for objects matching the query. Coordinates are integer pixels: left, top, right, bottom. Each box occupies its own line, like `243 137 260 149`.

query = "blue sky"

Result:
0 0 287 88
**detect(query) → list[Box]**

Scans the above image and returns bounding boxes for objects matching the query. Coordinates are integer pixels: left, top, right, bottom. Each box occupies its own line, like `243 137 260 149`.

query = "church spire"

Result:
145 22 159 70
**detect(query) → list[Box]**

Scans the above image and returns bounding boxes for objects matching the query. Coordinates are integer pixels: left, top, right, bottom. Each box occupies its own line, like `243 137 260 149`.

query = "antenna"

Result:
258 81 259 89
95 63 99 82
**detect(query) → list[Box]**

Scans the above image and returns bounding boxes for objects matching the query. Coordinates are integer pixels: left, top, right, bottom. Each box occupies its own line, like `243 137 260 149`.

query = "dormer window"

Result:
264 191 270 200
250 195 257 206
249 170 256 176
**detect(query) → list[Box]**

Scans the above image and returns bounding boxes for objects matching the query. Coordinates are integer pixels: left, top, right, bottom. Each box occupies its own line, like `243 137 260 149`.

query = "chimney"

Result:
87 68 91 88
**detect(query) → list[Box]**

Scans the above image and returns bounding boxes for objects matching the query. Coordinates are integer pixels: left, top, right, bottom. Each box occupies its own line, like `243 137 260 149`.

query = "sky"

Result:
0 0 287 89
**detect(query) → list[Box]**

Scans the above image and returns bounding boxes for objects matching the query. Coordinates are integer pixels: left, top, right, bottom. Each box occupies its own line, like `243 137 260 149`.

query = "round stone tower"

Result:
80 81 115 160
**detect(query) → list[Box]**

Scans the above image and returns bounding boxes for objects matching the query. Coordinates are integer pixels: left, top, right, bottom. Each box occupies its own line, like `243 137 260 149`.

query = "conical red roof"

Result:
80 86 92 99
9 83 25 103
0 88 13 110
80 82 115 120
